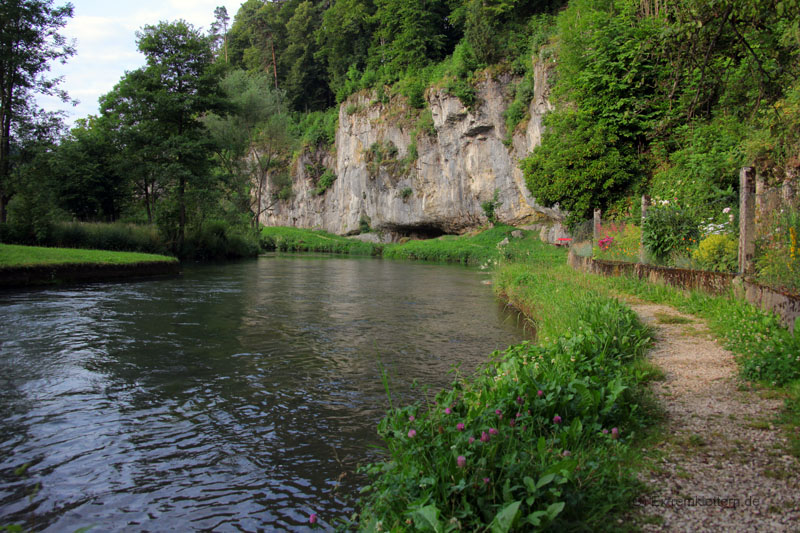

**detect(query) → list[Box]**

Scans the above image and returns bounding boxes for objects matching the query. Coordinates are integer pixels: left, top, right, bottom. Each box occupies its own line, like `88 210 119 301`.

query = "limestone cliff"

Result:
260 61 560 237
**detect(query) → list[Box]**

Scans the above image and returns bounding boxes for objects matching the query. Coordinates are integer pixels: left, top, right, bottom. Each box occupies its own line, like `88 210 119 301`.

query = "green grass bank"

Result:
0 244 179 288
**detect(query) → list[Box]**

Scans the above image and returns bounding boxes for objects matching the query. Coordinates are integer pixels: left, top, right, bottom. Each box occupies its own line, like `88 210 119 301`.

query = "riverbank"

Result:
353 242 662 530
0 244 179 288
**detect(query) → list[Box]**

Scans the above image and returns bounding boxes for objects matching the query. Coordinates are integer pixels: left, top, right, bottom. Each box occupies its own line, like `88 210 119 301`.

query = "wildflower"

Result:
309 513 318 524
723 207 731 214
509 420 516 428
483 477 490 484
516 396 523 404
457 422 465 431
457 455 466 468
553 415 562 424
489 427 498 435
409 415 415 422
516 412 522 418
611 427 619 439
537 389 544 397
481 431 490 443
562 450 571 457
469 436 475 444
408 429 417 438
445 407 452 415
495 409 502 419
602 429 609 434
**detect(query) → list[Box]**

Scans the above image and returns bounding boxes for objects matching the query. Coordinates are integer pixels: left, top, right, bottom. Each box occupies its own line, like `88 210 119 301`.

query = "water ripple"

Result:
0 256 526 531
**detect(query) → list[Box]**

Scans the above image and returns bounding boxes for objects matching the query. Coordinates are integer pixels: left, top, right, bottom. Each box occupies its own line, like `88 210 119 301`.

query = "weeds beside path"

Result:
627 301 800 531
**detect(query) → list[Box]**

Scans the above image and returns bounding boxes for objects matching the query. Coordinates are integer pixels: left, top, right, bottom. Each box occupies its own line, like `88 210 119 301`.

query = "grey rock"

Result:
260 61 565 235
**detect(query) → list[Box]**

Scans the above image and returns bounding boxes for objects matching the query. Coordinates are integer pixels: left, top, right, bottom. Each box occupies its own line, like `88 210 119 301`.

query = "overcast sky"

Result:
38 0 245 127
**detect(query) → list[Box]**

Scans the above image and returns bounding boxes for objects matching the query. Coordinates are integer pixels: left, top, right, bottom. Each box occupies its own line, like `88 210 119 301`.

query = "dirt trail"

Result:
627 301 800 532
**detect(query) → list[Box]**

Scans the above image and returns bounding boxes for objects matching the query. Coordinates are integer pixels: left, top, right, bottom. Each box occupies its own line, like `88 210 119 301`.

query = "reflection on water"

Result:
0 254 526 531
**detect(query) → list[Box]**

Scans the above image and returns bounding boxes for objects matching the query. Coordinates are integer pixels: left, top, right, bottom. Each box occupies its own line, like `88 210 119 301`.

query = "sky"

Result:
37 0 245 127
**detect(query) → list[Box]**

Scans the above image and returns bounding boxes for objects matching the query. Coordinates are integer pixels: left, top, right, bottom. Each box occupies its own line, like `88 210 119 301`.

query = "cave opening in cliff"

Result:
390 225 448 240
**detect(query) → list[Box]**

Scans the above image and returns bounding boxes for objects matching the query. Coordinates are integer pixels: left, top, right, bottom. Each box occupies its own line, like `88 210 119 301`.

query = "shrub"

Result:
314 169 337 196
399 187 413 200
641 204 699 264
693 234 738 273
481 189 502 224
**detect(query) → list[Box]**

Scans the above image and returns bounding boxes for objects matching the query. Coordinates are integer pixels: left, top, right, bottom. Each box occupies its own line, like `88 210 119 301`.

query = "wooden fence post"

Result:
593 208 601 247
739 167 756 276
640 195 650 264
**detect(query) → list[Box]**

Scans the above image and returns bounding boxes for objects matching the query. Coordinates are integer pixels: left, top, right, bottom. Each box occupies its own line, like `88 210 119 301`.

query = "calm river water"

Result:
0 254 526 531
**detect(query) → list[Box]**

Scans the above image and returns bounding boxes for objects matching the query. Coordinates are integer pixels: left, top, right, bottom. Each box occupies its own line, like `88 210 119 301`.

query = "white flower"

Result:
723 207 731 214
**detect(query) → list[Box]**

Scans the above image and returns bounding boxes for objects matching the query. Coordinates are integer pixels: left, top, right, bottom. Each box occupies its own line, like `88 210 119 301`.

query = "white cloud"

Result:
37 0 244 127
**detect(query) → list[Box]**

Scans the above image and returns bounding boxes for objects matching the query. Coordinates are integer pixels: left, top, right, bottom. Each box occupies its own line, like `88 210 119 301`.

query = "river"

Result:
0 254 527 531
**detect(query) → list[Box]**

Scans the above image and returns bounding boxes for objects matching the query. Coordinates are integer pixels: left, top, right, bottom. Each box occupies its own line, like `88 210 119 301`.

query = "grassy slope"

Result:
0 243 177 268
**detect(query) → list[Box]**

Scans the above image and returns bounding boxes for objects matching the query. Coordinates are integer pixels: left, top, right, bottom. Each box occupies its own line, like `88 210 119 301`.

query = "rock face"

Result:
260 61 560 237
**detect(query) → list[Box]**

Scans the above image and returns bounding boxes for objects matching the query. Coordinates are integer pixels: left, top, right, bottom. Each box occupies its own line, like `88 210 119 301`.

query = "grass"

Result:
260 224 567 267
260 226 381 255
0 243 177 268
383 225 565 267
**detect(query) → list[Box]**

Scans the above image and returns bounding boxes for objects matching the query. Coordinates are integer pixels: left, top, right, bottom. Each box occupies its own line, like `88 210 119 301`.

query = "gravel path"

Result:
628 301 800 532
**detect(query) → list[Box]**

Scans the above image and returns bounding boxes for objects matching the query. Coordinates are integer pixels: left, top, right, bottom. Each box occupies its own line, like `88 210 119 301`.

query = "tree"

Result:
51 116 128 221
210 6 230 63
102 20 224 250
315 0 377 97
0 0 74 222
204 70 294 229
371 0 451 71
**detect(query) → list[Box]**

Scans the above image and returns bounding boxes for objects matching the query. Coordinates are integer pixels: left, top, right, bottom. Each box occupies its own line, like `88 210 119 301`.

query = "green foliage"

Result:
481 189 502 224
271 172 293 201
314 169 337 195
182 220 260 261
399 187 413 200
359 266 654 530
260 226 380 255
650 117 745 221
371 0 451 73
383 226 565 267
693 234 738 273
641 204 699 264
47 222 169 255
522 110 644 222
0 0 75 222
593 222 642 263
359 213 372 233
755 206 800 292
293 107 339 148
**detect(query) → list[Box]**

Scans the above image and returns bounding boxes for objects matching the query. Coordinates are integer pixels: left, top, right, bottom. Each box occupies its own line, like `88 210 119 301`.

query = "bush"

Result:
183 220 260 261
481 189 502 224
314 169 337 196
693 234 738 273
641 204 699 264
